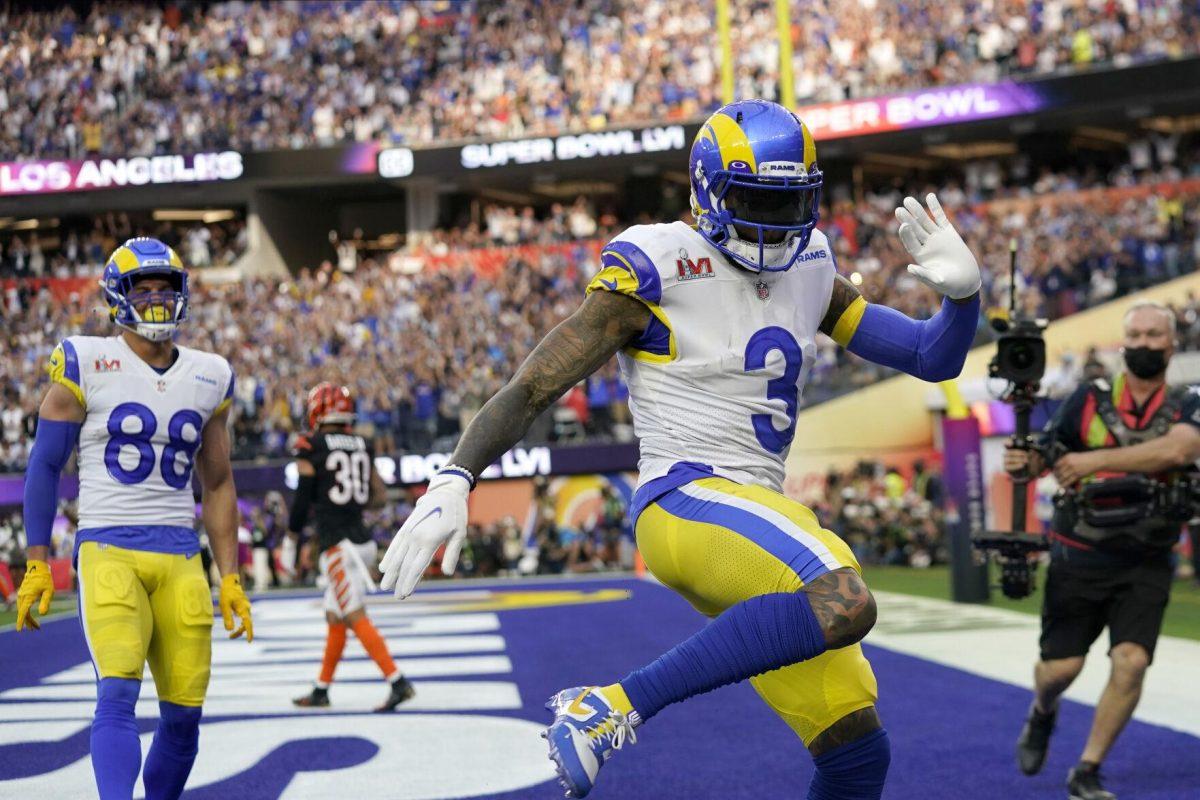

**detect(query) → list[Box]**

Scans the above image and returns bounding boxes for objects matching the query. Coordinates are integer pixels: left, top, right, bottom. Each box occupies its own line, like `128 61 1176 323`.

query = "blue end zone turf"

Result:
1 577 1195 799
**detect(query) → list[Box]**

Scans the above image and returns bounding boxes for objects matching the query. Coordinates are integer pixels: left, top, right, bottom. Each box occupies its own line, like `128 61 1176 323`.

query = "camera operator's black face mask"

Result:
1123 346 1169 379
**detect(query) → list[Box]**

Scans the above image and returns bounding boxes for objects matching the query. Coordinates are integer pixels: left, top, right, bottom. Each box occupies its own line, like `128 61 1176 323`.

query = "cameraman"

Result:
1005 302 1200 800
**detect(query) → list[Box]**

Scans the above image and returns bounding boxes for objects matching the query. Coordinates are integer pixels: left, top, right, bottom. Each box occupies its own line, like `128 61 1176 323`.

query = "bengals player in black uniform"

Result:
290 382 415 712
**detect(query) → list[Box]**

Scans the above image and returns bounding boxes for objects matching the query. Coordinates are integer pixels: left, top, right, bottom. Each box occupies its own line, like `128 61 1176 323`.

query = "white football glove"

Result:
894 193 981 301
379 471 471 599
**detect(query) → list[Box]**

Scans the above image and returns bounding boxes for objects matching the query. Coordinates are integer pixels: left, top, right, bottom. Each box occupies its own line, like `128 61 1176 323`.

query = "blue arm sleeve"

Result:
846 294 980 383
23 419 80 548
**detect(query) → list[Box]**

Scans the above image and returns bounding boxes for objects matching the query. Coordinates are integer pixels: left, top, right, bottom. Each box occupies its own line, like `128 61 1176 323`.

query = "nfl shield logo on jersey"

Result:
156 379 168 393
756 280 770 300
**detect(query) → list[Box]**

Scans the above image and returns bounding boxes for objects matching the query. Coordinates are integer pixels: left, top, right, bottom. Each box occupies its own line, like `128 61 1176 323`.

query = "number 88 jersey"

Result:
293 430 374 551
49 335 235 551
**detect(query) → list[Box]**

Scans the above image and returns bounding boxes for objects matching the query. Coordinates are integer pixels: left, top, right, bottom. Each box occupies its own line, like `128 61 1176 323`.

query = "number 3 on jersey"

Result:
105 402 203 488
743 326 803 454
327 450 370 505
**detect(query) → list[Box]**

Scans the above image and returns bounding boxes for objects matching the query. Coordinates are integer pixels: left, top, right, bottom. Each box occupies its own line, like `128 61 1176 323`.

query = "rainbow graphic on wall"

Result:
550 473 636 535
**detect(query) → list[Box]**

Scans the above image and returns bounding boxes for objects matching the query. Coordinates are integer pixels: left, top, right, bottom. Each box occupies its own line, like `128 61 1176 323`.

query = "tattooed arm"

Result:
380 289 651 598
449 290 652 477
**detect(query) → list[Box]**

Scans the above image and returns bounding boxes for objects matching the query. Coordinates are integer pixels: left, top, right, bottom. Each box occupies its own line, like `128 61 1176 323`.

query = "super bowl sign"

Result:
460 125 687 169
0 151 244 196
798 81 1046 141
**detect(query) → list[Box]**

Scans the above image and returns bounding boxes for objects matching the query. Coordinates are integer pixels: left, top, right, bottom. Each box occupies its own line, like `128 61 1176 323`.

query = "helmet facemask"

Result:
694 167 823 273
106 270 189 342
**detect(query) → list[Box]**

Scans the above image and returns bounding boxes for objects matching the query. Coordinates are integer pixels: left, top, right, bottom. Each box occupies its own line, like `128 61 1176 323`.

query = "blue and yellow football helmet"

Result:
689 99 823 273
100 237 189 342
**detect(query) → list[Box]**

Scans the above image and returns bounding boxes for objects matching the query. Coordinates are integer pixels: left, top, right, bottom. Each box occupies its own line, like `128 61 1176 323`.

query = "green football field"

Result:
0 596 77 630
865 564 1200 642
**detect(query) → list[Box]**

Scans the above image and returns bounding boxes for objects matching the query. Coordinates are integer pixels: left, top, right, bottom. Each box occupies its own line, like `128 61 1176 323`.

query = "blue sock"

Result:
619 591 826 722
91 677 143 800
143 702 202 800
808 728 891 800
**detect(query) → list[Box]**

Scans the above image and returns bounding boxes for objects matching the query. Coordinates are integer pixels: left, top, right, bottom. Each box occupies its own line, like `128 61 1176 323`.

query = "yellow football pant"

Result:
636 476 879 746
77 542 213 706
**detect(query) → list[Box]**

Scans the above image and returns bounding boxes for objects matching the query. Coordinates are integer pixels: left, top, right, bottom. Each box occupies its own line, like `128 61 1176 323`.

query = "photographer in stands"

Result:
1005 301 1200 800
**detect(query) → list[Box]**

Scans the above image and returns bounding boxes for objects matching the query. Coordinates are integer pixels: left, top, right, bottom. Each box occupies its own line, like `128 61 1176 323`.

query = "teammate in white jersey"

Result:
380 100 983 799
15 237 253 800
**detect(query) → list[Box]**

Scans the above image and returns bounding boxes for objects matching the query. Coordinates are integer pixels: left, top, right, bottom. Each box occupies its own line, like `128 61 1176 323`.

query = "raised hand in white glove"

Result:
894 193 981 301
379 470 471 599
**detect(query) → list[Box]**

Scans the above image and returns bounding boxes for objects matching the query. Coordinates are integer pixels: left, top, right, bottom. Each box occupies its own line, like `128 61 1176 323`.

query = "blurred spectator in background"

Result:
0 512 26 602
3 142 1200 471
2 1 1196 160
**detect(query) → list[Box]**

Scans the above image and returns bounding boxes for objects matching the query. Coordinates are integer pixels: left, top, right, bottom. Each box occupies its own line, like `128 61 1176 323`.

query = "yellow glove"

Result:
218 574 254 643
16 560 55 632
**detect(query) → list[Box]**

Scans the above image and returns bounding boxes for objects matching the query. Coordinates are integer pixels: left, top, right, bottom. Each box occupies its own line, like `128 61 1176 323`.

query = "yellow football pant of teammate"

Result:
77 542 213 706
636 476 879 746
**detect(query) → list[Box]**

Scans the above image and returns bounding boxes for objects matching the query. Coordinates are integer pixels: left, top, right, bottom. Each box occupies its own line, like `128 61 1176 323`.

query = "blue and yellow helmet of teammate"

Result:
689 99 822 273
100 237 189 342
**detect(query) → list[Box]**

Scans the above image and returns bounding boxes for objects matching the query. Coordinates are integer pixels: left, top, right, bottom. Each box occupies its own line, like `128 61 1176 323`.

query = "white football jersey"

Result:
48 335 234 533
587 221 836 494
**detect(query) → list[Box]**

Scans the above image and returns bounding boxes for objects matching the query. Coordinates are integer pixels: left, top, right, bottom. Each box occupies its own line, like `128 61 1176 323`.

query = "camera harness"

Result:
1065 377 1195 550
1088 377 1182 445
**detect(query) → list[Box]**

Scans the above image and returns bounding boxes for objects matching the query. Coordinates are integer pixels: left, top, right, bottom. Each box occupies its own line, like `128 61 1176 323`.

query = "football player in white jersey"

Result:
380 100 982 799
15 237 253 800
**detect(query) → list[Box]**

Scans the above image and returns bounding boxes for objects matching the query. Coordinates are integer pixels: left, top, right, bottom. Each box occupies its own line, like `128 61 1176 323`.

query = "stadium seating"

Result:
0 217 246 279
1 1 1196 159
2 165 1198 472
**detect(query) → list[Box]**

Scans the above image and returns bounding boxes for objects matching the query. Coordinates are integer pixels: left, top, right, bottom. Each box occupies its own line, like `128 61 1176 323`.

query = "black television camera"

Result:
973 241 1051 599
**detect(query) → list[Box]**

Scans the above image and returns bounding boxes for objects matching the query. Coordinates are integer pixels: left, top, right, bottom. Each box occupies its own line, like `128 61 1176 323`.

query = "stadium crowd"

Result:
809 142 1200 400
0 215 247 279
3 149 1200 471
807 460 949 568
2 0 1198 160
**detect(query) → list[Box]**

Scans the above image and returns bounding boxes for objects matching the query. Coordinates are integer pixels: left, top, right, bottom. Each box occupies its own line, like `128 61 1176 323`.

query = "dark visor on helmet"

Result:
721 179 819 229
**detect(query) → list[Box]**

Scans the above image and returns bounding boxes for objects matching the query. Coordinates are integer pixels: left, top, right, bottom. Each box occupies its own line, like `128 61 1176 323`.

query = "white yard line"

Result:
867 591 1200 738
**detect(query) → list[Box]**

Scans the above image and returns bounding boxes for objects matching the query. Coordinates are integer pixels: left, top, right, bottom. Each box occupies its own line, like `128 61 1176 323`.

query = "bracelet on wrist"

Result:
439 464 477 490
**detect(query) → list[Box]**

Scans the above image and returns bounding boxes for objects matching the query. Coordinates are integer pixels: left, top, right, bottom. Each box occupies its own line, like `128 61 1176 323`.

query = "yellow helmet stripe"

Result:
110 246 142 274
800 120 817 169
703 112 757 171
108 244 186 273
